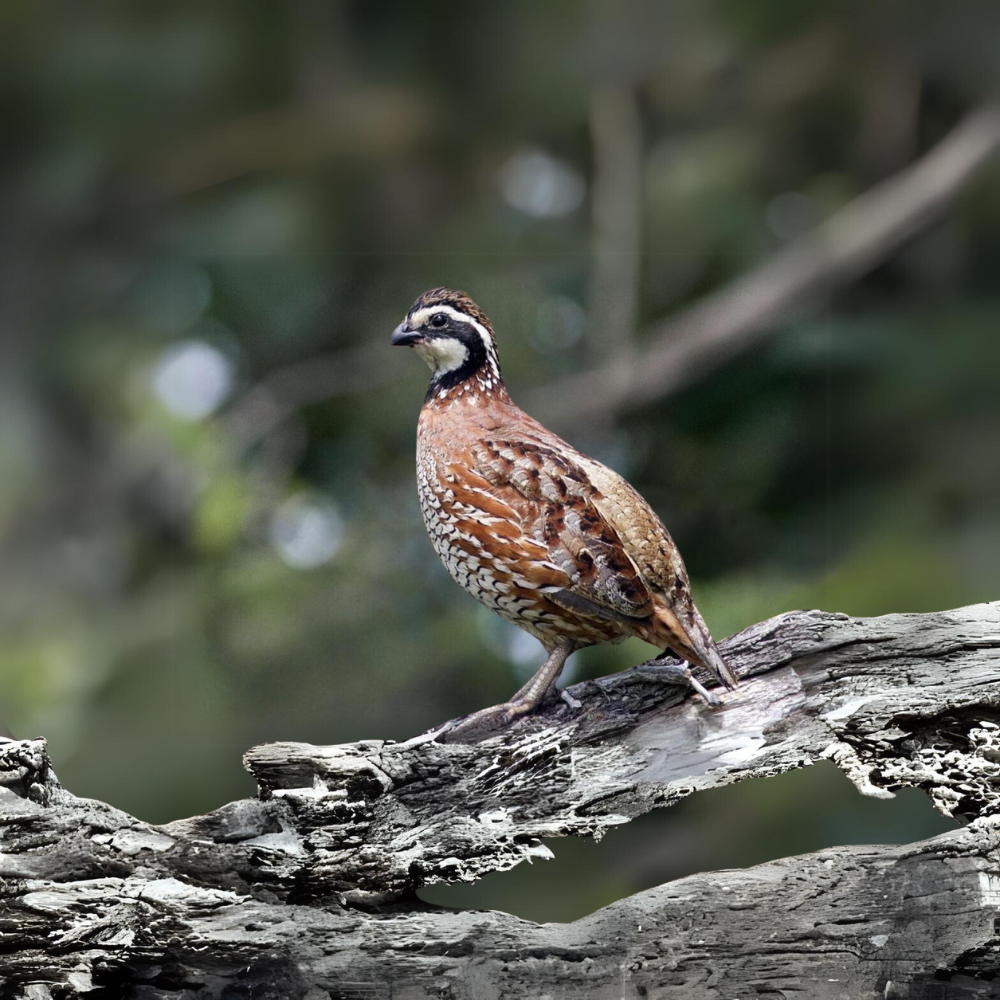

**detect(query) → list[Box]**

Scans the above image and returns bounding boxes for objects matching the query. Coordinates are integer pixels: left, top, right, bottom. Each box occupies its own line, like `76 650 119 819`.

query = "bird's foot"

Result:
436 699 533 744
634 659 724 707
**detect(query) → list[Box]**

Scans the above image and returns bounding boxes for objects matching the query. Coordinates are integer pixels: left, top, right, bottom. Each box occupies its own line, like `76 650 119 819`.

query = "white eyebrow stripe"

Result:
411 305 494 350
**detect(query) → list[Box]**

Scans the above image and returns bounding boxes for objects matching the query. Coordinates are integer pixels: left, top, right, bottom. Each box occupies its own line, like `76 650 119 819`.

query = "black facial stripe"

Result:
423 324 488 399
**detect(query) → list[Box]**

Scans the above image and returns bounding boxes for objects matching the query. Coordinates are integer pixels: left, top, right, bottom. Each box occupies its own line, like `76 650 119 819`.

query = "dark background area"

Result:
2 1 997 921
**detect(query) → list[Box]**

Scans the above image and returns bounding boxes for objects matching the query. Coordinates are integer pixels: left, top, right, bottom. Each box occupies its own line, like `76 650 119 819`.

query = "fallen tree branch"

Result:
1 602 998 998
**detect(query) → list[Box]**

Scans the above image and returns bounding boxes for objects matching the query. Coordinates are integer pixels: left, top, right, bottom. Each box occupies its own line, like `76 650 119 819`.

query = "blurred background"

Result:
2 1 998 922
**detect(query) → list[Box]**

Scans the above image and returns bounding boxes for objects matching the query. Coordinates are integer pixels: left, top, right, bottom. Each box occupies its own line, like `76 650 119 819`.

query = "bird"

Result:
392 287 736 740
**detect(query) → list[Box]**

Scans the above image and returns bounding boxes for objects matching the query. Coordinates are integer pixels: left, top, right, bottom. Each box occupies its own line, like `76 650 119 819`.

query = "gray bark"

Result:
1 603 998 999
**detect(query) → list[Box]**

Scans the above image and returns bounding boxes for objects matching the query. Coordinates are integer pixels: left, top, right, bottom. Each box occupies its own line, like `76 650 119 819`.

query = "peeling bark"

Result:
1 604 998 998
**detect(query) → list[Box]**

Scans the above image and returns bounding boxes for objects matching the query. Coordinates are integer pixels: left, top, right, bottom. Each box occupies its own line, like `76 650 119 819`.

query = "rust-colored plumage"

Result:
392 288 735 738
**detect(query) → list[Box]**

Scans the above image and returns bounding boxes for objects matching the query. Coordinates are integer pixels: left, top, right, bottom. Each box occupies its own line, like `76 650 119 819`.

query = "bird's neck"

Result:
423 364 511 410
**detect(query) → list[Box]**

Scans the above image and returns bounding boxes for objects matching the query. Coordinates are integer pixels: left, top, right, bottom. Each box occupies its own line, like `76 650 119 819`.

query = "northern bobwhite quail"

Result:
392 287 736 740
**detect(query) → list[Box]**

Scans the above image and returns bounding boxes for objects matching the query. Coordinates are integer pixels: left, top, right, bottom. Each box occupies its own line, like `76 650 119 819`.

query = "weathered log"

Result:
1 603 998 998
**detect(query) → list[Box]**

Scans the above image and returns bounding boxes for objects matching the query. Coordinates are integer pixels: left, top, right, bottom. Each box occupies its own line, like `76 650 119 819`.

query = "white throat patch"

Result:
413 336 469 375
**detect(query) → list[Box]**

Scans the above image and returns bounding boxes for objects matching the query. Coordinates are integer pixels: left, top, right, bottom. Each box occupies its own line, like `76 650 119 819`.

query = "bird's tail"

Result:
689 605 738 689
653 604 738 690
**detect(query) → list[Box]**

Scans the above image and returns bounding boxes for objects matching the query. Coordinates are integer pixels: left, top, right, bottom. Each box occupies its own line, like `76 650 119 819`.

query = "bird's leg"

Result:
440 643 575 743
635 656 724 707
507 642 574 710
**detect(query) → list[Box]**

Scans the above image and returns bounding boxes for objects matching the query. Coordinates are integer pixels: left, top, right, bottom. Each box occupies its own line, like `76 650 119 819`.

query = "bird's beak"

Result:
391 322 422 347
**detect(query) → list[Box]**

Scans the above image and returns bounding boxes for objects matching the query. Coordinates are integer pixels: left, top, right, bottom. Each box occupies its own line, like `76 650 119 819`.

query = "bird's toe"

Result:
438 700 530 744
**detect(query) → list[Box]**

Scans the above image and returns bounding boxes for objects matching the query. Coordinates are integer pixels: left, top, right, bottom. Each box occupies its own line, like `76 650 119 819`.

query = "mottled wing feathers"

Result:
469 438 655 622
546 503 655 621
463 433 736 687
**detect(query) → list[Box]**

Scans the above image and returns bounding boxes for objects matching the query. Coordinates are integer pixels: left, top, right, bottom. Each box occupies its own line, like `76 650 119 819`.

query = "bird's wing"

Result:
469 435 737 688
569 452 738 687
465 440 656 622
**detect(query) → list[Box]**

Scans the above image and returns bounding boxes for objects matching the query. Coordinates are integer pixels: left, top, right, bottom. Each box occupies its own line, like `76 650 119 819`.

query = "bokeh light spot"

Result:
152 340 235 421
269 493 343 570
499 149 585 218
533 295 587 351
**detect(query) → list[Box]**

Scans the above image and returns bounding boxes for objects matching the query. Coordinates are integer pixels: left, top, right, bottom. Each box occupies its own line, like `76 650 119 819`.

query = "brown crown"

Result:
409 288 497 340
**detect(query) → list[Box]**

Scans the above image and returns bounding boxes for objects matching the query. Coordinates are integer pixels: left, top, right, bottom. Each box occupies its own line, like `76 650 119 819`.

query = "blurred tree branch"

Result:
530 103 1000 425
222 104 1000 454
2 603 998 997
588 83 643 368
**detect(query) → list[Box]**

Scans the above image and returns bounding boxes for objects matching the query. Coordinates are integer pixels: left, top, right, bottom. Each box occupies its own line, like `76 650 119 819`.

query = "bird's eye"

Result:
430 313 448 328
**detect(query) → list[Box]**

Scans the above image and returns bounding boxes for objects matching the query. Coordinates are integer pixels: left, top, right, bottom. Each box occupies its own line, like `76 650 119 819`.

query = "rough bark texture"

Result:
1 603 998 999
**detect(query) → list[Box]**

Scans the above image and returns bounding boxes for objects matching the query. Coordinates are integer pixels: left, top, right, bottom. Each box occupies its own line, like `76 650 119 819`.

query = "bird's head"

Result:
391 287 504 399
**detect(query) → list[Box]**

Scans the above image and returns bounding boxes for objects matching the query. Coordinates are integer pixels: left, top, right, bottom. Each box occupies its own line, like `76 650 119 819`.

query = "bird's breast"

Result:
414 439 630 647
415 446 522 615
